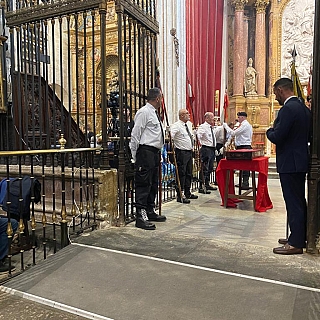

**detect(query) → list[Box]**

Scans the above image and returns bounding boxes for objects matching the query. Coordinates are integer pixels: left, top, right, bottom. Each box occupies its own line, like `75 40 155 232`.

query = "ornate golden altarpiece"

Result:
227 0 314 153
69 1 118 133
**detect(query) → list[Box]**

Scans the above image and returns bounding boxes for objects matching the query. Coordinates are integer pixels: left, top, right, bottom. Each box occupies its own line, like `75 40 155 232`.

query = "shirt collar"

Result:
284 96 296 105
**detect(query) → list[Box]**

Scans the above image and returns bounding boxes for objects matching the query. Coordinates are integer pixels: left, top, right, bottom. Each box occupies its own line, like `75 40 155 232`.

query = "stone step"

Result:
268 157 278 179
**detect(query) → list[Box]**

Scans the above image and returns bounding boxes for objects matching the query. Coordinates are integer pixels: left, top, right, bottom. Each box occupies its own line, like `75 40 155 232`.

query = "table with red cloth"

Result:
216 156 273 212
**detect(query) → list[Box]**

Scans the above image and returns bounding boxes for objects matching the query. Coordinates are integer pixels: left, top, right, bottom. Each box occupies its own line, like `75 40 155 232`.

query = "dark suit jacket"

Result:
266 97 311 173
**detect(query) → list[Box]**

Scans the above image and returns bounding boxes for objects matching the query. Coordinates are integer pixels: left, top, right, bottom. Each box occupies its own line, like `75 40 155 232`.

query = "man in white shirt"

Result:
197 112 219 193
130 88 167 230
223 111 253 189
214 118 225 185
171 109 198 203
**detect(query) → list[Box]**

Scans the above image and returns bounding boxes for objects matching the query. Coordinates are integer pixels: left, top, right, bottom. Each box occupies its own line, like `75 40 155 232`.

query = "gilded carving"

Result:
247 105 260 129
255 0 269 14
229 0 248 11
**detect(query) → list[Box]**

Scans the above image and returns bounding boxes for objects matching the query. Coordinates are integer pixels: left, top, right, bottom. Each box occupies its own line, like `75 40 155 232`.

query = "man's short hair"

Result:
147 88 161 101
237 111 247 117
273 77 293 91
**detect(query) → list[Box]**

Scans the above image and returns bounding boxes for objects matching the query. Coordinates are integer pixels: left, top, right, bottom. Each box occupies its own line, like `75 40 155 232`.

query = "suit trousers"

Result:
279 172 307 248
134 145 160 211
175 149 193 197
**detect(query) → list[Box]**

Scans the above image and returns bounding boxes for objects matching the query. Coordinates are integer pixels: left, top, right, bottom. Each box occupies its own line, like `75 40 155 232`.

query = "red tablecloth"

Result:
216 157 273 212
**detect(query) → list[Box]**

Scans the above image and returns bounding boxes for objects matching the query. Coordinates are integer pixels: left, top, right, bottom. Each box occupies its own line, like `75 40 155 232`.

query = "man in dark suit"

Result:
266 78 311 255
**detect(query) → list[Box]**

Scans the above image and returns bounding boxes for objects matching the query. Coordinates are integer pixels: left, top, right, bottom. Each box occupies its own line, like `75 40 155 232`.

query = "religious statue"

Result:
244 58 257 96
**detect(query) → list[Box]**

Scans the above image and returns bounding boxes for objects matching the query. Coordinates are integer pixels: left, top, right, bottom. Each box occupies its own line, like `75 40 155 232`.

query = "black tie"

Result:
210 126 216 147
185 123 194 148
155 110 164 144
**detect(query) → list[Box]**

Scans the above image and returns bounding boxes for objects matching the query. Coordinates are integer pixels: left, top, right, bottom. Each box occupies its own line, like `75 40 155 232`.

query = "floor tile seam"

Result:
0 285 113 320
72 242 320 293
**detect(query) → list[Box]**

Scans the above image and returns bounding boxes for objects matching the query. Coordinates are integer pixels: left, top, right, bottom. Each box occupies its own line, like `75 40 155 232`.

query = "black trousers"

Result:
214 143 224 182
236 145 252 184
134 145 160 210
279 172 307 248
175 149 193 197
200 146 215 187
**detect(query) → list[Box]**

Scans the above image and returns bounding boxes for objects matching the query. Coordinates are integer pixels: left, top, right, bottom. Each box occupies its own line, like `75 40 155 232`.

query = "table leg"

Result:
252 171 256 208
224 169 230 208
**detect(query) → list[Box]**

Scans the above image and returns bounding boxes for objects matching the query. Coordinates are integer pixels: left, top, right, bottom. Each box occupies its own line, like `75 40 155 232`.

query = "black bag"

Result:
2 176 41 221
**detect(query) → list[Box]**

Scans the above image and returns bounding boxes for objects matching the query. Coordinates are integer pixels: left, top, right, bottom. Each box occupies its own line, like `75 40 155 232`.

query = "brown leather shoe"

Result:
278 238 288 245
273 244 303 255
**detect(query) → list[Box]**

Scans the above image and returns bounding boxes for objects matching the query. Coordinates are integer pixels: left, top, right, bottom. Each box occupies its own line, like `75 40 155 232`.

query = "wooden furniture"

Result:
216 157 273 212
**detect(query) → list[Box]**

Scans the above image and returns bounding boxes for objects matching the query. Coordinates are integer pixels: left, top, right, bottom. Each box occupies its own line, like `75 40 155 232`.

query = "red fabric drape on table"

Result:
216 157 273 212
186 0 224 126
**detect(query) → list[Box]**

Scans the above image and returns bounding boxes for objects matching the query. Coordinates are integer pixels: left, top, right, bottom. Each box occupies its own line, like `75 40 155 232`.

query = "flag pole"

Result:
156 69 184 203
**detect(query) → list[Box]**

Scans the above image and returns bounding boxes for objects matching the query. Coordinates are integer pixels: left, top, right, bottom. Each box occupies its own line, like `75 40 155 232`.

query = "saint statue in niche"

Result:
244 58 257 96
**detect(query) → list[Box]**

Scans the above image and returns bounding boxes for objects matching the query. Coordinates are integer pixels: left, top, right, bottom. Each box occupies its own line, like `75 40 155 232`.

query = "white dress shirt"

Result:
214 125 225 144
224 119 252 146
170 120 194 150
129 103 164 161
197 121 218 147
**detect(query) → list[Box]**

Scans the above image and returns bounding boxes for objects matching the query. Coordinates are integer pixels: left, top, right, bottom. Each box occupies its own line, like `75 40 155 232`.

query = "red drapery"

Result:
186 0 224 126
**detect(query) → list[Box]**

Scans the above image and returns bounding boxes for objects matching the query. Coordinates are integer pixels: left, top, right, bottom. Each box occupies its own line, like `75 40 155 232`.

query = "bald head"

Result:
204 112 215 126
179 108 190 123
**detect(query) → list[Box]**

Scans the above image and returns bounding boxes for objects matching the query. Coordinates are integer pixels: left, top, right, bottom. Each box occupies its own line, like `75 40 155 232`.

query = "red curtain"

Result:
186 0 224 126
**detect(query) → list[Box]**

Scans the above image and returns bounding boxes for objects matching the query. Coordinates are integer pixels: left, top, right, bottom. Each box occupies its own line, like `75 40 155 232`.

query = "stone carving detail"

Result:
230 0 249 11
244 58 257 96
255 0 269 13
281 0 314 84
170 28 179 67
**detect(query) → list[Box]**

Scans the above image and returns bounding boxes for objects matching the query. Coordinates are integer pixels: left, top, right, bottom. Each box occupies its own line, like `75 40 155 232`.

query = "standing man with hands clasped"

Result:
130 88 167 230
170 109 198 204
267 78 311 255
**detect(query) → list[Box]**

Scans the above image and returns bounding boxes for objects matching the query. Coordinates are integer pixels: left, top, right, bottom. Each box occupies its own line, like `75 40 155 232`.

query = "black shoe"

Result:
147 210 167 222
135 209 156 230
177 197 191 204
0 260 15 273
186 194 198 199
198 189 211 194
205 185 217 191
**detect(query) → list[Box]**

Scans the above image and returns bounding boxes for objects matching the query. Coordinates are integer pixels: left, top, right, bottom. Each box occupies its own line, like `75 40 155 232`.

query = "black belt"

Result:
201 145 215 149
139 145 160 152
175 148 192 152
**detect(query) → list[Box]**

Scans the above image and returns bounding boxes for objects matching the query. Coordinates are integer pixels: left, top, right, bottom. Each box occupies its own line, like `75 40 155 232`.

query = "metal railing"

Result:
0 144 99 281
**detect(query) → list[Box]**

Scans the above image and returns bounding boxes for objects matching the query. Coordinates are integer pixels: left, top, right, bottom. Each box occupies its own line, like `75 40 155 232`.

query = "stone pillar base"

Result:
96 169 118 227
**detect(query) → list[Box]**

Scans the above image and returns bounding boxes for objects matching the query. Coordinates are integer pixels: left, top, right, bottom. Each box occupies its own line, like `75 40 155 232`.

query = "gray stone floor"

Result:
1 178 320 320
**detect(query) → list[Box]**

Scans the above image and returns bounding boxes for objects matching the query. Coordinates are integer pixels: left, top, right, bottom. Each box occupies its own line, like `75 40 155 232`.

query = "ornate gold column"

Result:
254 0 269 96
231 0 248 96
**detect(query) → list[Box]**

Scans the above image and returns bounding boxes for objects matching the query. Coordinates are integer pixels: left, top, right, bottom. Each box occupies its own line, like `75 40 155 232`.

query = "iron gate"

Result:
3 0 159 225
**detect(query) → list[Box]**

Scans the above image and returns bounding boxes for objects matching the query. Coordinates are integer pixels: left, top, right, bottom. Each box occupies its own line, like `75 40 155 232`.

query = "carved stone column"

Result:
230 0 248 96
254 0 269 96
